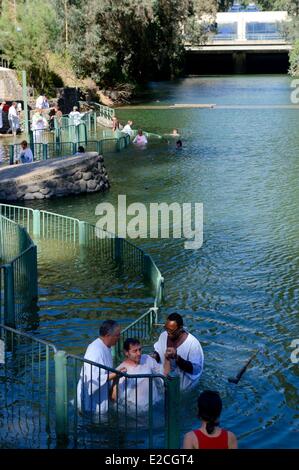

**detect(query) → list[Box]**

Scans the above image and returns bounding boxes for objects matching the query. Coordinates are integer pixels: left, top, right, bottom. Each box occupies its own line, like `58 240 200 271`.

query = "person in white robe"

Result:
153 313 204 391
112 338 163 412
77 320 125 415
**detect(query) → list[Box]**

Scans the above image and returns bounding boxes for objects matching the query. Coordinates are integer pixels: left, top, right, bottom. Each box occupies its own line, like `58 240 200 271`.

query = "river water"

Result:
16 75 299 448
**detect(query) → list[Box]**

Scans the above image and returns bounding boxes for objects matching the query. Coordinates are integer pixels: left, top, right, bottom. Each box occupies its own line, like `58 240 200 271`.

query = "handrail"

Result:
0 322 58 352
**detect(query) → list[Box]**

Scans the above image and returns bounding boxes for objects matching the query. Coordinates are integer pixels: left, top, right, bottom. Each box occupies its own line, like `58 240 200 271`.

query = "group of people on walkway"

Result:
76 313 237 448
0 101 21 136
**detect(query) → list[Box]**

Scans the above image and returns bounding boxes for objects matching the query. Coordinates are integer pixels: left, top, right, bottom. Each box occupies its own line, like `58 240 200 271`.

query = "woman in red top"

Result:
183 390 238 449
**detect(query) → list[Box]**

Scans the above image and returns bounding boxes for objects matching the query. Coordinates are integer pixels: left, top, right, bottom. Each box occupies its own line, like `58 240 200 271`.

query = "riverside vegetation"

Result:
0 0 299 97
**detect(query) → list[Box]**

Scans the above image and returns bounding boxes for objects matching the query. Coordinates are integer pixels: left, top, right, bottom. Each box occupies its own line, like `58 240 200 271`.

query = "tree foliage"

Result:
53 0 218 85
0 0 299 90
0 0 60 92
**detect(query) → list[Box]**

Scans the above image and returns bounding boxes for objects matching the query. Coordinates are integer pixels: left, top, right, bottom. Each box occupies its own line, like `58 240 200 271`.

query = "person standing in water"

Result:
182 390 238 449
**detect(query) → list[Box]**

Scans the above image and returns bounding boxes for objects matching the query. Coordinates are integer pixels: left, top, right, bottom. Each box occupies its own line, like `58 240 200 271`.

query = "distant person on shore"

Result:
182 390 238 449
112 116 120 132
74 145 85 156
32 110 48 143
172 129 179 137
16 140 33 164
69 106 84 126
121 120 133 137
7 102 20 137
133 129 148 146
35 94 47 109
0 101 6 132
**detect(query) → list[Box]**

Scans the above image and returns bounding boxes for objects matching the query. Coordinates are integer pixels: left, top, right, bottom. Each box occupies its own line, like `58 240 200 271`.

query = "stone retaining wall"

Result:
0 152 110 201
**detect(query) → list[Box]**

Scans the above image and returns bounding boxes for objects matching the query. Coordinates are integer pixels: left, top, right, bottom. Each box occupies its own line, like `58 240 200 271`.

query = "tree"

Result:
0 0 59 92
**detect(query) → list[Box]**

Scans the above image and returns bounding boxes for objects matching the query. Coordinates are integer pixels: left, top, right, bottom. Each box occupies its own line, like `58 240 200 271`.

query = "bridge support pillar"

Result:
233 52 247 74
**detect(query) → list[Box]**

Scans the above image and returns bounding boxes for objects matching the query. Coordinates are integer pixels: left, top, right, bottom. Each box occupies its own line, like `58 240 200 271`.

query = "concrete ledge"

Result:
0 152 110 201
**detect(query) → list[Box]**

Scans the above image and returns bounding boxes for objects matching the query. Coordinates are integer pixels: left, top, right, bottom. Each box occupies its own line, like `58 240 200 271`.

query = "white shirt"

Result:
77 338 113 414
133 134 148 145
32 113 47 131
122 124 133 136
19 148 33 163
69 111 83 126
8 105 18 119
35 96 44 109
116 355 163 410
154 331 204 391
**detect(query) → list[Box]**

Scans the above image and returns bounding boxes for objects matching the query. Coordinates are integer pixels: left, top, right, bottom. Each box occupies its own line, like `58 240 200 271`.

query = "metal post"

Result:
3 264 15 328
22 70 29 137
97 140 103 155
9 145 14 165
31 245 38 300
165 372 180 449
29 131 34 158
54 350 68 442
114 237 122 262
32 209 41 239
42 144 48 160
78 221 86 246
143 254 151 282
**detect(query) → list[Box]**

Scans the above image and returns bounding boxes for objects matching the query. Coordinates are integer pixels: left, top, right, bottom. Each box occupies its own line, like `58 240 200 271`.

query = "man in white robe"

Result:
113 338 163 411
77 320 125 415
153 313 204 391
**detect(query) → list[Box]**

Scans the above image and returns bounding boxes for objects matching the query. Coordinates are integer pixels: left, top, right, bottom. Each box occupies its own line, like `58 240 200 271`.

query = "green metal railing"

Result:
87 102 115 121
0 215 38 328
8 134 131 164
0 324 57 446
0 203 175 447
64 352 179 448
0 323 180 449
0 203 164 319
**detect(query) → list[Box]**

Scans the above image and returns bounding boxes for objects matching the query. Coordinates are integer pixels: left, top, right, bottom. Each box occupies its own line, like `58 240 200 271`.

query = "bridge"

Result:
185 10 292 73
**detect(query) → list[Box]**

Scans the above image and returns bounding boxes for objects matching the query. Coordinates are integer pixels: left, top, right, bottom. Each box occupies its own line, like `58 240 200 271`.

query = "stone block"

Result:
40 187 51 195
27 185 40 193
46 180 57 188
83 172 92 181
32 192 44 199
74 171 82 181
24 193 35 200
87 180 96 190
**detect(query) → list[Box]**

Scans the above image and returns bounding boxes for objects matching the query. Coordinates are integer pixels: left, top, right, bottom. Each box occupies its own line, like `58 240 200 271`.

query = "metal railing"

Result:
0 200 169 447
0 215 38 327
8 134 131 164
0 324 56 446
64 352 179 448
0 323 180 449
0 203 164 319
